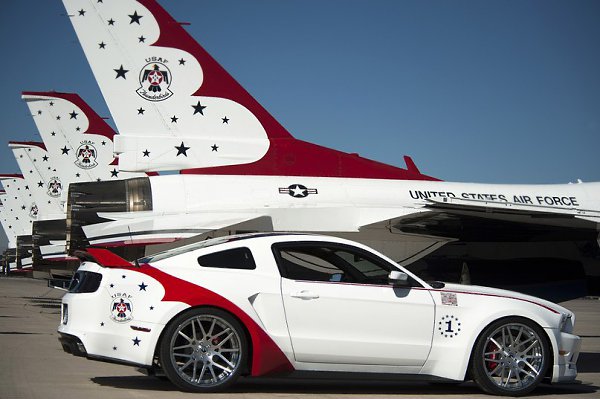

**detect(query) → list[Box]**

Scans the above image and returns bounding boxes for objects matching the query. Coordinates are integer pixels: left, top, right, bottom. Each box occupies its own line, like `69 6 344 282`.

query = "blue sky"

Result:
1 0 599 250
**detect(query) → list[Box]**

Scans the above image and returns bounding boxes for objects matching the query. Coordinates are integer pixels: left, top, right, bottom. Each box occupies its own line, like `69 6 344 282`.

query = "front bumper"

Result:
551 331 581 383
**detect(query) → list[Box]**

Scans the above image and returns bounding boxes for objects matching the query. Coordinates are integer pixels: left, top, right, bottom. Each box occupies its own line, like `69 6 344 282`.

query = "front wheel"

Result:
471 317 550 396
159 307 248 392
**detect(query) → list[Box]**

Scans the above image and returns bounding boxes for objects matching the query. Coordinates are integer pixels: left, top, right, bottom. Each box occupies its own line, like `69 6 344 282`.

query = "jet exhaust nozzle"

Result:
66 177 152 257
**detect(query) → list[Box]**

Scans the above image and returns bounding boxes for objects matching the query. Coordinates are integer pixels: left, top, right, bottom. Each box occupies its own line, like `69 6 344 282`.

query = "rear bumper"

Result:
57 265 173 368
58 332 149 368
58 332 87 357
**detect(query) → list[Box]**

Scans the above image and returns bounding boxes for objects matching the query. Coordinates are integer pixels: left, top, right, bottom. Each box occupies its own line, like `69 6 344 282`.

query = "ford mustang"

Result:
58 233 580 395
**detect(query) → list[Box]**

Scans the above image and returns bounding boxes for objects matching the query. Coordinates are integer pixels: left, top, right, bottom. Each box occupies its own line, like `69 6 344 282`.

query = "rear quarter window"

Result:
197 247 256 270
68 270 103 293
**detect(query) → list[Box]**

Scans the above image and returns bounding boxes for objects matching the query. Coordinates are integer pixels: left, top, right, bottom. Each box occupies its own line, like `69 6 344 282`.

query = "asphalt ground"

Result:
0 277 598 399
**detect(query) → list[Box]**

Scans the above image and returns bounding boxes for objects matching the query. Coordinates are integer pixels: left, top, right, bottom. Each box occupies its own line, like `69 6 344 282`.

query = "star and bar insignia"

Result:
279 184 318 198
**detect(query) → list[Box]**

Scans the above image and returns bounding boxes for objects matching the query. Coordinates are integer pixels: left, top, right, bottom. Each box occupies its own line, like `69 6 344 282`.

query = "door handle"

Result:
290 290 320 300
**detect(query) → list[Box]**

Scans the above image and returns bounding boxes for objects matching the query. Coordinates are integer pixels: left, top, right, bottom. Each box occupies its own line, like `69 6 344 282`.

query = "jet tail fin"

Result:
22 91 148 181
62 0 439 181
8 142 64 218
62 0 287 170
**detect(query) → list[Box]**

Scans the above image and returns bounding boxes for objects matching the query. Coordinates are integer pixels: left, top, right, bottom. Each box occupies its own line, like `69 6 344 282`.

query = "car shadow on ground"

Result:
91 375 598 396
91 376 175 392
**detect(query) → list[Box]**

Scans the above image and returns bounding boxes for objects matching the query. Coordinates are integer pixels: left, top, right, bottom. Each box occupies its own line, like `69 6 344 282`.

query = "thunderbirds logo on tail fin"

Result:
47 177 63 197
75 140 98 169
137 61 173 101
29 203 39 219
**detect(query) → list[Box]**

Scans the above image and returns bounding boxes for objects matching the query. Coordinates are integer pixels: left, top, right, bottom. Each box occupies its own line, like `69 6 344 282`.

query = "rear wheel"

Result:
160 308 247 392
471 317 549 396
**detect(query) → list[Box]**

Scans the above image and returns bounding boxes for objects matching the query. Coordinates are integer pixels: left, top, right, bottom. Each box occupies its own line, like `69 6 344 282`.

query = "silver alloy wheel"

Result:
481 322 545 391
168 314 242 388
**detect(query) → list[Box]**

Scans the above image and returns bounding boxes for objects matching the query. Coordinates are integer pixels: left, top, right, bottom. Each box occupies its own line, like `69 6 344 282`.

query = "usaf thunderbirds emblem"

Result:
110 294 133 323
29 202 39 219
47 177 62 197
74 140 98 169
29 203 38 219
279 184 318 198
137 60 173 101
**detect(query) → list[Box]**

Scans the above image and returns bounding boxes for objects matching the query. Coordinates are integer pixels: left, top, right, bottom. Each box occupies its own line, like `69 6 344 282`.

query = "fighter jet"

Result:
0 175 37 272
6 142 69 275
19 91 149 268
60 0 600 299
0 190 20 273
0 92 152 276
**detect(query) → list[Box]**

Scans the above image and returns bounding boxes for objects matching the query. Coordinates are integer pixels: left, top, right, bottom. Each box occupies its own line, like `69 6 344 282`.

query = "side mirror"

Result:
388 270 409 286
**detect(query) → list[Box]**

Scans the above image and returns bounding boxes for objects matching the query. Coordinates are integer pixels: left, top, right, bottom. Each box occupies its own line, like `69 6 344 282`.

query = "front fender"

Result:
420 289 563 381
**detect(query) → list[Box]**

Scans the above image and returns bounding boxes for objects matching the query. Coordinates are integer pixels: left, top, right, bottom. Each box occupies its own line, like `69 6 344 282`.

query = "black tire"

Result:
470 317 550 396
159 307 248 392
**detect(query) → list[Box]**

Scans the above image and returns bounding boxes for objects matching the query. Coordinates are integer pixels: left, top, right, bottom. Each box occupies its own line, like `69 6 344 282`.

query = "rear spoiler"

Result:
73 248 133 268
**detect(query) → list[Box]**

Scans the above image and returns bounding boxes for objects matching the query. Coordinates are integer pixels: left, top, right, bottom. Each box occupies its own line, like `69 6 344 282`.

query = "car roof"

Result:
135 232 431 289
138 232 321 263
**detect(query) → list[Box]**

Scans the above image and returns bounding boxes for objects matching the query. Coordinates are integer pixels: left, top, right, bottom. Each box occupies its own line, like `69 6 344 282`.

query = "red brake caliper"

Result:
486 341 499 371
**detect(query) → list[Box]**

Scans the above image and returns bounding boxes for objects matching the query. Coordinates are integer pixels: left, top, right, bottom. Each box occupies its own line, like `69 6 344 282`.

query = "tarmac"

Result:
0 277 598 399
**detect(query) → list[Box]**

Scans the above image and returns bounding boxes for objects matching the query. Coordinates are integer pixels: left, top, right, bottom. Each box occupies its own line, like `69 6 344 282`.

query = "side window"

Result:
334 250 389 280
274 243 393 284
278 248 344 282
197 247 256 270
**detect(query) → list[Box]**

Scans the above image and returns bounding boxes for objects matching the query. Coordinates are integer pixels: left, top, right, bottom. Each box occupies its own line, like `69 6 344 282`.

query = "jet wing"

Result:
40 241 76 261
392 197 600 242
82 206 433 247
82 211 272 246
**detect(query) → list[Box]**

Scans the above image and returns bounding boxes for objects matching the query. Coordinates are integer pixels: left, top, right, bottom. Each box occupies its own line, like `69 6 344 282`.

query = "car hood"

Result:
436 282 572 316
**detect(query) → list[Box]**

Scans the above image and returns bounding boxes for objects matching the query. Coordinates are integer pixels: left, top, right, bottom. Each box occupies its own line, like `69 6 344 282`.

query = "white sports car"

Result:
58 233 580 395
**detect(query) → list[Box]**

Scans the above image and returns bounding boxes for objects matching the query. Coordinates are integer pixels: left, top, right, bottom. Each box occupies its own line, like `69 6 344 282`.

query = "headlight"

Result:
559 313 573 333
62 303 68 325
